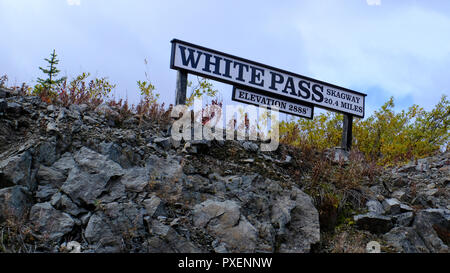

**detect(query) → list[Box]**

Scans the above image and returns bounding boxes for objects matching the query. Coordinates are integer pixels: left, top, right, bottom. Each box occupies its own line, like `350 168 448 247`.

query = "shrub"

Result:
280 95 449 165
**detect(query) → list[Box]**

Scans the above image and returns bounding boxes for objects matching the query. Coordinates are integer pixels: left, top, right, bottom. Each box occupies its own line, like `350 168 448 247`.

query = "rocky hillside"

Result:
0 88 448 253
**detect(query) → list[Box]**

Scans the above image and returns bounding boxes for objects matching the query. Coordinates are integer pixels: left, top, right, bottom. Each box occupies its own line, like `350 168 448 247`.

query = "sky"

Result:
1 0 449 119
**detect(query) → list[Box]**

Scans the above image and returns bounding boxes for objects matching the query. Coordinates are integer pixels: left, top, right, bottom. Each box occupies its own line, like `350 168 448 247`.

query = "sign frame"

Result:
170 38 367 118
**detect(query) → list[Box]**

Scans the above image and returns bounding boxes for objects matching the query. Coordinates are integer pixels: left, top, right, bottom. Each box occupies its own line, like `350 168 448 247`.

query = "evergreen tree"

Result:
37 49 65 91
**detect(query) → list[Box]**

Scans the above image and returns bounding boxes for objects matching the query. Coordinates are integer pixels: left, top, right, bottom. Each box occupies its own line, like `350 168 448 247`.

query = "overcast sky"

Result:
1 0 449 118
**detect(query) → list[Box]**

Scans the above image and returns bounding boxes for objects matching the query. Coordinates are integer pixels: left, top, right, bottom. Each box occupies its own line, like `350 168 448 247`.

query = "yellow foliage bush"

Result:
280 95 449 165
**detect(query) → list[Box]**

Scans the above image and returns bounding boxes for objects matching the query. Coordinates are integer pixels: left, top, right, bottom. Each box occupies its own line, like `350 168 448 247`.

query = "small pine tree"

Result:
37 49 66 91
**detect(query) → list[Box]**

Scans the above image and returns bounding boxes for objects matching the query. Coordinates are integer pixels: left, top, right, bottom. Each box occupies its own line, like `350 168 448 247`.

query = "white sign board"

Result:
232 87 313 119
170 39 366 118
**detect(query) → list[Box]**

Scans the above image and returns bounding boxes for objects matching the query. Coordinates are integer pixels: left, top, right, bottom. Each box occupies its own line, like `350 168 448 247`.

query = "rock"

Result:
51 193 85 216
412 209 449 253
332 148 349 162
382 198 402 215
46 122 59 134
0 99 7 113
29 202 75 241
37 141 58 166
35 184 58 201
146 219 201 253
98 142 132 168
61 147 124 205
193 200 240 228
399 204 414 213
80 212 92 225
392 190 406 200
142 195 167 217
0 88 9 98
416 158 429 172
392 212 414 227
95 104 119 120
354 213 393 234
121 167 150 192
241 141 259 152
51 153 76 175
83 115 98 124
0 186 32 222
153 137 171 150
398 162 416 173
425 188 439 196
384 227 430 253
36 165 67 187
6 102 22 114
0 151 33 190
366 200 385 215
61 241 82 253
271 188 320 253
84 202 144 252
193 199 257 252
47 104 57 113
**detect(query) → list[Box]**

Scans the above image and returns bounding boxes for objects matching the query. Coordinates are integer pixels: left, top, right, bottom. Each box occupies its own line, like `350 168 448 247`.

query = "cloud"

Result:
290 2 450 111
366 0 381 6
67 0 81 6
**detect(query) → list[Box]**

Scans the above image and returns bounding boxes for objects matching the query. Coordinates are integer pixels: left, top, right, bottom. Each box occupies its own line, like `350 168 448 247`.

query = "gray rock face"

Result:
271 188 320 253
0 151 33 190
84 201 144 252
412 209 449 253
0 99 7 113
146 219 201 253
191 187 320 253
384 227 430 253
193 199 257 253
382 198 402 215
37 141 58 166
366 200 385 215
0 88 9 98
0 186 31 222
153 137 171 150
61 147 124 205
241 141 259 152
383 209 449 253
354 213 393 234
392 212 414 227
51 153 76 175
121 167 150 192
29 202 74 241
36 165 66 187
143 195 166 218
6 102 22 114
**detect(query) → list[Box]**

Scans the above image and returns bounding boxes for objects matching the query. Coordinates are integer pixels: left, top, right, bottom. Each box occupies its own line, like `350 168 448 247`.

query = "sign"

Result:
170 39 366 118
232 86 314 119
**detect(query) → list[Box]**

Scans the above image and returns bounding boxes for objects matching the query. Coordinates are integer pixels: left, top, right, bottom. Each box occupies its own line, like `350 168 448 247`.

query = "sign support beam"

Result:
175 70 187 105
341 114 353 151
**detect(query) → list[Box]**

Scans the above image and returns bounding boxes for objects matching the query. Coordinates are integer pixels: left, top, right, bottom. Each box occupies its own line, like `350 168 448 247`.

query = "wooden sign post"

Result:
175 70 188 105
341 114 353 150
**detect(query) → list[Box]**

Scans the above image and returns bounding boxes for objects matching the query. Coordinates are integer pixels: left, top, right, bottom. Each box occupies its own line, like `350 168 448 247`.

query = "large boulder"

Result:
383 209 449 253
84 201 145 252
412 209 449 253
384 227 430 253
271 188 320 253
193 199 258 253
0 186 32 222
61 147 124 205
29 202 75 242
0 151 33 190
354 213 393 234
